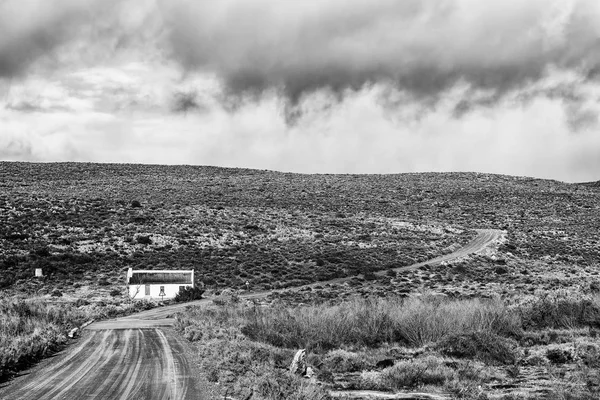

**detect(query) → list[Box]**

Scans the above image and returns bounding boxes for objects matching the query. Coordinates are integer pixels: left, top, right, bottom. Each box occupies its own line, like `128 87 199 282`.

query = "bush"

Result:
520 297 600 330
174 286 205 303
0 300 89 381
380 355 454 389
546 348 573 364
238 296 522 352
322 349 367 373
130 200 142 208
436 331 519 365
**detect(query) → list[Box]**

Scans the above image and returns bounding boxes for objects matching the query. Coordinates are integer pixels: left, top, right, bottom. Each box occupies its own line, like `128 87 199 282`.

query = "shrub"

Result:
130 200 142 208
436 331 519 365
520 296 600 330
546 348 573 364
322 349 367 373
380 355 455 389
237 296 522 352
174 287 205 303
0 300 89 381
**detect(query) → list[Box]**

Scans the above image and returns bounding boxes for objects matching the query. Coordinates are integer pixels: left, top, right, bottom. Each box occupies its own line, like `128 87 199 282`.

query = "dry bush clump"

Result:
0 300 88 381
239 296 521 351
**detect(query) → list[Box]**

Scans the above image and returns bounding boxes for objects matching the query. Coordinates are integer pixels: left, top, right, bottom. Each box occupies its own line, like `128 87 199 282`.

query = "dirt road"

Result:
83 229 504 326
1 329 202 400
0 229 502 399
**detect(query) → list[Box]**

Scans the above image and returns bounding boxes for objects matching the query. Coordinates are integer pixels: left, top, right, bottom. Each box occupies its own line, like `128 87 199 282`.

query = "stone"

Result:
290 349 307 376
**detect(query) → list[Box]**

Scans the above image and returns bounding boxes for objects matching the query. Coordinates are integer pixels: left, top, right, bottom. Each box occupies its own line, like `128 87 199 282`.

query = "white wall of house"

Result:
126 268 195 300
128 283 193 300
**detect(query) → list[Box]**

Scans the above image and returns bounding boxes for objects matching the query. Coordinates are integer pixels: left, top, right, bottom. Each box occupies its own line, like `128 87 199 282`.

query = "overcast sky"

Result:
1 0 600 182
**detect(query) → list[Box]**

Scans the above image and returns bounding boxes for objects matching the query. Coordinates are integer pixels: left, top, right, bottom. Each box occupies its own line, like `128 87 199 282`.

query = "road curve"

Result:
93 228 504 323
0 228 502 399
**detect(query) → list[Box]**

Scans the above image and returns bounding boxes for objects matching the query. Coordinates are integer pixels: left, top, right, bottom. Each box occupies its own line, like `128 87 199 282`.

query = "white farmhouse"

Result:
126 268 194 300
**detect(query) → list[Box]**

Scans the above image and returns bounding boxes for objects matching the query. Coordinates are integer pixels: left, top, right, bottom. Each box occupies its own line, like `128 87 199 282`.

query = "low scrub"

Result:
175 309 327 399
520 295 600 330
379 355 454 389
436 331 519 365
0 300 88 381
240 296 521 351
177 294 600 399
174 286 205 303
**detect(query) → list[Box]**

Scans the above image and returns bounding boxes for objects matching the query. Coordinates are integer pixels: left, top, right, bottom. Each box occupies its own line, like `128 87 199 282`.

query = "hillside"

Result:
1 162 599 300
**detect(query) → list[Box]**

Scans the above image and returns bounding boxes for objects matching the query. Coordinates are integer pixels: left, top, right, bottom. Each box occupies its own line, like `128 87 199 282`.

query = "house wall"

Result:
128 283 193 300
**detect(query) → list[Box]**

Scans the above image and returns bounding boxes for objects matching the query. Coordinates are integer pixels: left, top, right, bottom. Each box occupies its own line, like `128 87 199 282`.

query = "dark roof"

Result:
129 272 192 285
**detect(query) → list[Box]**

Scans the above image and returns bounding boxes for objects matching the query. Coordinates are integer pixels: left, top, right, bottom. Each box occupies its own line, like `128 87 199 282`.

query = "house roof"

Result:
128 271 193 285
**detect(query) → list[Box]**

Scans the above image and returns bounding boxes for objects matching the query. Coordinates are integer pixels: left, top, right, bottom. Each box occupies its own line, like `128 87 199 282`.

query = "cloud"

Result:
162 0 600 100
0 0 163 78
3 76 600 182
1 0 600 183
0 0 100 77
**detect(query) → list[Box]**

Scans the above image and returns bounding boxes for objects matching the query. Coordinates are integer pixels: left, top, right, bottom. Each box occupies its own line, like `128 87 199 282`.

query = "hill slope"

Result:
1 162 599 299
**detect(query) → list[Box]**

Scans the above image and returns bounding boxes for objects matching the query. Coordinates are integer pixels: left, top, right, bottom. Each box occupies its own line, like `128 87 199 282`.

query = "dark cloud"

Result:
0 1 98 77
161 0 600 100
0 0 155 78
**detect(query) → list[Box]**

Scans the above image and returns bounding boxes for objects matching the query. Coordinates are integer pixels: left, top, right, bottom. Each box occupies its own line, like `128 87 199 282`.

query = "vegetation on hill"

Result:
0 162 477 297
1 162 598 301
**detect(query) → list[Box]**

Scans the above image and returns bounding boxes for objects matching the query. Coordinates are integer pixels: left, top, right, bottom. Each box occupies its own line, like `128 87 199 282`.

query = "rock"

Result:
290 349 307 376
68 328 79 338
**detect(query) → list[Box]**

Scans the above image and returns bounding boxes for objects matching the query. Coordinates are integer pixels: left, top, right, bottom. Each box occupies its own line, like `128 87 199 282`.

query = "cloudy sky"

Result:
1 0 600 182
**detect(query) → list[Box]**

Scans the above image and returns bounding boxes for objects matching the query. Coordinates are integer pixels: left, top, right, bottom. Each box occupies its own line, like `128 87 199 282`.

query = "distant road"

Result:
0 229 502 400
98 228 503 324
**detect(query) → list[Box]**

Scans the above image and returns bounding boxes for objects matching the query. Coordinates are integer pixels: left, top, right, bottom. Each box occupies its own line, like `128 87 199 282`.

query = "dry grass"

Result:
0 300 88 380
176 294 600 399
238 296 521 351
175 307 328 399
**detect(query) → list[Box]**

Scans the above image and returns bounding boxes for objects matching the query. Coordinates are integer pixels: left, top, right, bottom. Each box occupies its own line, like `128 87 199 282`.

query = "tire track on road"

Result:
87 329 132 399
117 329 145 400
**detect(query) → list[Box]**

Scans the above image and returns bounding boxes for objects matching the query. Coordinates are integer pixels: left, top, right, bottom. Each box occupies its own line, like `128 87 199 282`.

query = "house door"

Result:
145 285 150 296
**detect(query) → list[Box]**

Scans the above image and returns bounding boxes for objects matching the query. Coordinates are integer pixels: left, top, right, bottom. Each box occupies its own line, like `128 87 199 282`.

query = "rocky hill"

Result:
1 162 599 300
